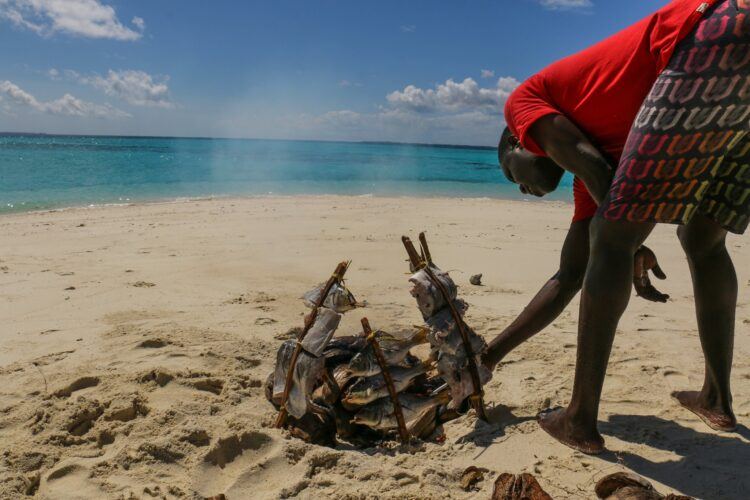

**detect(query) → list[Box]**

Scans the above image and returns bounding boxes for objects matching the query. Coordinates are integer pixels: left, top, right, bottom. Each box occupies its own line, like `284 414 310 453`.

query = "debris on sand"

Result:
492 473 553 500
470 274 483 286
460 466 489 491
595 472 694 499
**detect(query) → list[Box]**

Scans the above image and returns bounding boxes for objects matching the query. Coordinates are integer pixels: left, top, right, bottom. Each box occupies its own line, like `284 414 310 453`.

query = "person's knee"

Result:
678 224 726 261
590 217 644 255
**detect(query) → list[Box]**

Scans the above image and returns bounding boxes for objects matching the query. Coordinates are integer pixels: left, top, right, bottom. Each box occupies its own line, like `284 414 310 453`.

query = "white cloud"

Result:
339 79 363 88
131 16 144 31
0 0 144 40
537 0 593 11
0 80 130 118
292 75 520 145
386 76 519 114
75 70 174 108
480 69 495 79
400 24 416 33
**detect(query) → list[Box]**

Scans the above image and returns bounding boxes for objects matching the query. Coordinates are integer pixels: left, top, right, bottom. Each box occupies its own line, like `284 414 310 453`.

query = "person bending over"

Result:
539 0 749 454
486 0 748 454
482 0 708 368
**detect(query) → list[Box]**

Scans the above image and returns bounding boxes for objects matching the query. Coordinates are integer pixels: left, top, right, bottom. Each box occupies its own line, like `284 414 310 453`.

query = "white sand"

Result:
0 196 748 499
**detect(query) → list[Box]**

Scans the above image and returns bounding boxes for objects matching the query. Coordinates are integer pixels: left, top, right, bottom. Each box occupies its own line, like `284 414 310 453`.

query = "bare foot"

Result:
537 407 605 455
672 391 736 432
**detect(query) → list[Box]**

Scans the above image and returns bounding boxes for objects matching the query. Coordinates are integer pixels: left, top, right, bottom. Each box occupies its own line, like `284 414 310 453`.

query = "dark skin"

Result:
516 114 738 454
484 117 668 369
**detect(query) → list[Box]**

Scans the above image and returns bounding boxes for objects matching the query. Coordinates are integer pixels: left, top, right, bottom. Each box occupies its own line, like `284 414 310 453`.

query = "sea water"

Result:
0 134 573 213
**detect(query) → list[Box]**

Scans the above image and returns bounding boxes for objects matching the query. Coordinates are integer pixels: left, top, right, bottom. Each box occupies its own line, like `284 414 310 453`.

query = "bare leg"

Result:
538 216 654 454
674 213 737 431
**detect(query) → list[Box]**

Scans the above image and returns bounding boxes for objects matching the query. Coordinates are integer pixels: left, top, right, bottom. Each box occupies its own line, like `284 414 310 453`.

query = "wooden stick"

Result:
418 232 432 265
361 317 410 444
275 261 349 428
402 236 421 270
401 234 488 421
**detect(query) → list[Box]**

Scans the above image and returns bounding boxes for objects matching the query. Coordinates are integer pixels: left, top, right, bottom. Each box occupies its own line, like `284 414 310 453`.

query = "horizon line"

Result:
0 131 496 151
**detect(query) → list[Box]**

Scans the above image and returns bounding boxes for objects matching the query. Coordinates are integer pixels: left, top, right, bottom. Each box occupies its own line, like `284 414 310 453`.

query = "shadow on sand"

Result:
455 403 534 453
600 414 750 499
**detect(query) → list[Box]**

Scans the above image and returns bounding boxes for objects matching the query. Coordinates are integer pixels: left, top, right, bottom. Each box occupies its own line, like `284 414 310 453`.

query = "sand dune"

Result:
0 196 748 499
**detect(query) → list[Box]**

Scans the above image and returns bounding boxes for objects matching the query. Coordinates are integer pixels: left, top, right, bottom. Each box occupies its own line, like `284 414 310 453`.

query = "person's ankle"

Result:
698 386 733 413
564 404 601 437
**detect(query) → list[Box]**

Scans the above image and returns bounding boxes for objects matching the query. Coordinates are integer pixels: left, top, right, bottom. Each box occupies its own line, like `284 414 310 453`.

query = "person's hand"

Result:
633 246 669 302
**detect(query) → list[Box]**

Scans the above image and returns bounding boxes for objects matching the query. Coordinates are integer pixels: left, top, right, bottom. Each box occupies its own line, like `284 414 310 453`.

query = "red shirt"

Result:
505 0 719 222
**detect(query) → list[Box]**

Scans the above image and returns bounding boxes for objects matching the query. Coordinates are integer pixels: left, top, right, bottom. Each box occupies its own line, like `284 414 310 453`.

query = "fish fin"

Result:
412 326 429 345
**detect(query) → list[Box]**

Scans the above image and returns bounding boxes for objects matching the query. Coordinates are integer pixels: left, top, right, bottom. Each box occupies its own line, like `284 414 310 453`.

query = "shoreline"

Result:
0 192 574 218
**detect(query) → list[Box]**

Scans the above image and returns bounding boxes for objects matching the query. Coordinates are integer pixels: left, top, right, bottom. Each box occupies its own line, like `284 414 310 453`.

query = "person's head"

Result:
498 127 564 197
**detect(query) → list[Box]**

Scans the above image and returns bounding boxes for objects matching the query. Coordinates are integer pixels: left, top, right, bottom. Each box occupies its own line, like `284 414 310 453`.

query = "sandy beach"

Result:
1 195 748 499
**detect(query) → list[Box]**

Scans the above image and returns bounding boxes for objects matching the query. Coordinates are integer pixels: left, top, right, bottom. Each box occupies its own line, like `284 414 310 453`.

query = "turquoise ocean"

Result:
0 134 574 214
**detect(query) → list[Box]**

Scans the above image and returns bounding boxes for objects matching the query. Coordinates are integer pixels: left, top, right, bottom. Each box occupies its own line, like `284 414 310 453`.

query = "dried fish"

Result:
272 340 325 419
409 265 458 319
351 391 450 431
300 307 342 357
323 335 367 366
437 352 492 410
272 307 341 419
347 328 428 377
302 282 360 313
425 301 486 356
342 362 432 407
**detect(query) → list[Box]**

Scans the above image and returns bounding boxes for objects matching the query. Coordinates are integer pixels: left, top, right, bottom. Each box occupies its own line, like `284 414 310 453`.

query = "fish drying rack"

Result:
274 232 487 443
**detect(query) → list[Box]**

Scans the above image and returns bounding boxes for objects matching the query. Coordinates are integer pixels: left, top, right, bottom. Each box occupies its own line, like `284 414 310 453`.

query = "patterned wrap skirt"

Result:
601 0 750 234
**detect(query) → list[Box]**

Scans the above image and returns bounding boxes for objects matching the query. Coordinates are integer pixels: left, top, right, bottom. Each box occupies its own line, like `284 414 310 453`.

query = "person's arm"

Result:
482 222 670 370
529 114 615 205
483 219 590 370
530 114 670 300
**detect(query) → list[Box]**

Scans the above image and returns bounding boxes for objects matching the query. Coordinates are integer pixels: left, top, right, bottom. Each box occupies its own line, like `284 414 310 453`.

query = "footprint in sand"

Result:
235 356 261 369
225 294 249 304
180 428 211 447
191 432 284 498
189 378 225 395
203 431 273 468
103 397 149 422
53 376 100 398
661 367 691 390
131 281 156 288
137 338 169 349
42 463 103 498
66 401 105 436
138 369 174 387
254 293 276 304
254 317 277 326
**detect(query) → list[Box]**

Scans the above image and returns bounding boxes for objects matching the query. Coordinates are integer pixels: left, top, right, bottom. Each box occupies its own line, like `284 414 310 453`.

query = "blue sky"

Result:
1 0 670 145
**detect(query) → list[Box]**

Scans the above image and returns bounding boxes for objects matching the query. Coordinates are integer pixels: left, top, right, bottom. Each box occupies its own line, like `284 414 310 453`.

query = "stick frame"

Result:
275 260 350 428
403 233 487 421
361 317 410 444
